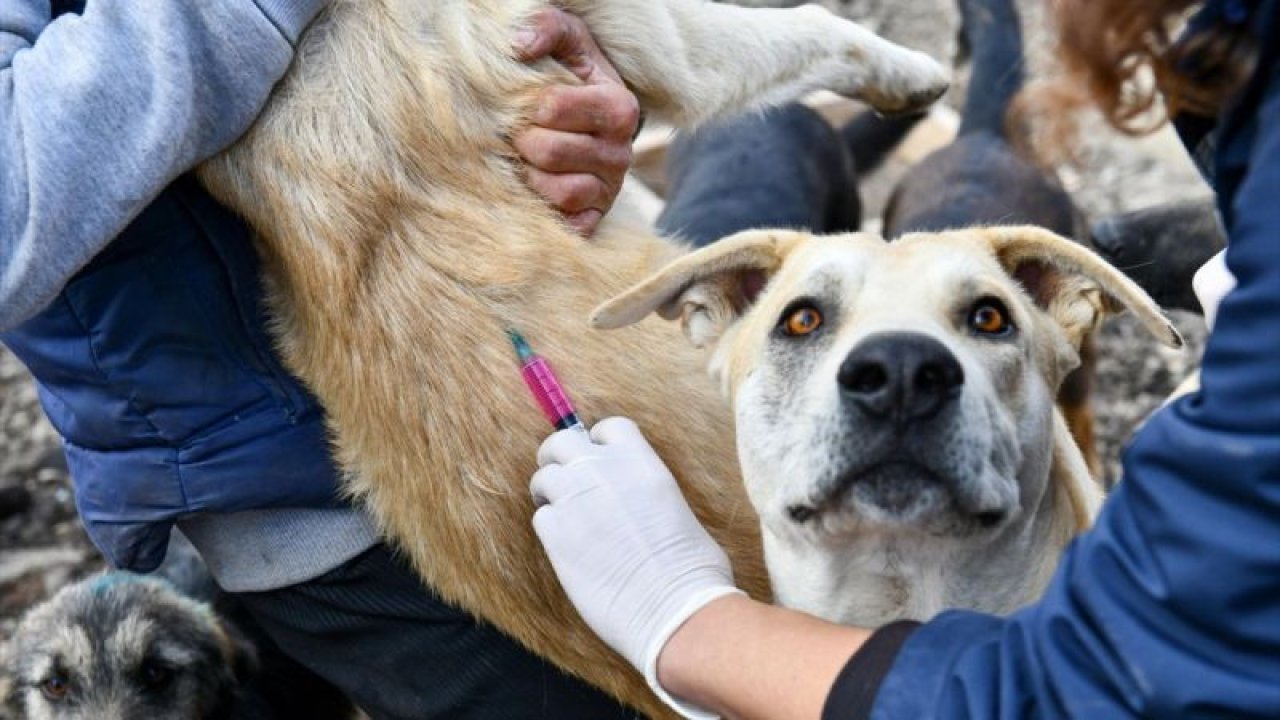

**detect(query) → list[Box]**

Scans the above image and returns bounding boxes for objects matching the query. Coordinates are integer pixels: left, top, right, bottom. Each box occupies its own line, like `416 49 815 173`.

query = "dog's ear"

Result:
974 226 1183 350
592 230 807 347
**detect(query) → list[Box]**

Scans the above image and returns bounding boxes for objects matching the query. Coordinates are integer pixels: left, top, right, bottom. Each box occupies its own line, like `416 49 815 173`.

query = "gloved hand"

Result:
531 417 742 719
1193 249 1236 330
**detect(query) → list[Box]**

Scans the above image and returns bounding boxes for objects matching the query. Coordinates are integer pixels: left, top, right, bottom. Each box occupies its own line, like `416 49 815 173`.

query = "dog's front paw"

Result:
854 47 951 115
805 5 951 115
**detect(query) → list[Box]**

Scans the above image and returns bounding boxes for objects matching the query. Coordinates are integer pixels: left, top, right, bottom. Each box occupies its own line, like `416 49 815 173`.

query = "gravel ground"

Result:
0 352 100 643
0 0 1210 639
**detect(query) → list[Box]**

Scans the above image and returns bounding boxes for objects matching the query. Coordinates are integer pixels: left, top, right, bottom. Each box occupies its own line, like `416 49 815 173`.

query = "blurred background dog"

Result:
1 534 354 720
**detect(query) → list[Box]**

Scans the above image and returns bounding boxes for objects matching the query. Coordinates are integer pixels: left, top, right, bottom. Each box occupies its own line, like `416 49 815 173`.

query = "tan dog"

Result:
594 227 1182 626
195 0 948 715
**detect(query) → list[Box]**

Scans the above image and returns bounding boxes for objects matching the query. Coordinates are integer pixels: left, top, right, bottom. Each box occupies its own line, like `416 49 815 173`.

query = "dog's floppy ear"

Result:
974 226 1183 350
592 230 807 347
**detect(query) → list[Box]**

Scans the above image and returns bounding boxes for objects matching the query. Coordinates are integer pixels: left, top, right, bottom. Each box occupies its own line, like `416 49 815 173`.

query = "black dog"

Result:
1091 198 1226 314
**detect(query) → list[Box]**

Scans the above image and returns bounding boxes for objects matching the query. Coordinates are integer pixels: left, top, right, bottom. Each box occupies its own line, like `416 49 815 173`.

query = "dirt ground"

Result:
0 0 1209 643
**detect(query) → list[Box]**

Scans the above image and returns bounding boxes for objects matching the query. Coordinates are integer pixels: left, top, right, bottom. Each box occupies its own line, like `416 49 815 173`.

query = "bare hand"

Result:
513 8 641 236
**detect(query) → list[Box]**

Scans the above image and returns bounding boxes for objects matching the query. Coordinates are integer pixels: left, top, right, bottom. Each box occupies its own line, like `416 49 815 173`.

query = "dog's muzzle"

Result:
785 332 1006 532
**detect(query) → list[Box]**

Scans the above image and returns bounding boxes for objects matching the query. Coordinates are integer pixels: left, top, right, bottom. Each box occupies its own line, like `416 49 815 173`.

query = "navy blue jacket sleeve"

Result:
868 47 1280 720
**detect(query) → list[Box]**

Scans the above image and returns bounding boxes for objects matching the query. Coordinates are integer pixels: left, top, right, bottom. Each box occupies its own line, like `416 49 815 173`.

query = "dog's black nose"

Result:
838 332 964 422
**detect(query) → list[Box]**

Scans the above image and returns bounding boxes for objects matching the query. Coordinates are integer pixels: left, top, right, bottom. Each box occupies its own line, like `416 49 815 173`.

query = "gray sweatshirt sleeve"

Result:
0 0 328 331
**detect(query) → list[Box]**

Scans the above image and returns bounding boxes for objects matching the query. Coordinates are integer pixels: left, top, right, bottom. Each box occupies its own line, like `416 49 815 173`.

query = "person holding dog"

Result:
0 2 644 717
530 0 1280 717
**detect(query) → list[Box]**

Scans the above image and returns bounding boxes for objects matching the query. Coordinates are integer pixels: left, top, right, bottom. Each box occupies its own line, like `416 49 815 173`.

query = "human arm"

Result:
531 417 874 719
657 594 875 720
0 0 326 331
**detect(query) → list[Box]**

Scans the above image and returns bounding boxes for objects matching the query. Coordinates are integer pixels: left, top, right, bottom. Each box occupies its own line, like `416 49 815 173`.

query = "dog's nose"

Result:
838 332 964 422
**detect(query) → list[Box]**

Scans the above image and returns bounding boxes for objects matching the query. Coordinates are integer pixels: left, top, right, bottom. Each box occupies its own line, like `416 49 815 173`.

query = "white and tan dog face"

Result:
713 234 1063 543
596 226 1180 618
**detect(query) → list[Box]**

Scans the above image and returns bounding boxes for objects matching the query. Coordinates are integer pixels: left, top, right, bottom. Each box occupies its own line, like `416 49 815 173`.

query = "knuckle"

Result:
514 130 550 163
537 88 569 124
524 172 555 202
521 8 558 52
603 142 633 171
527 7 553 29
537 137 586 173
595 90 640 138
541 6 568 36
614 94 642 130
559 175 602 211
562 9 590 36
574 210 603 235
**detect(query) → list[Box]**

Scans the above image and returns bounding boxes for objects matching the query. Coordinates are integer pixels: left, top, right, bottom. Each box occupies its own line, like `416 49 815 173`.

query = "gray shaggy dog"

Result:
1 573 256 720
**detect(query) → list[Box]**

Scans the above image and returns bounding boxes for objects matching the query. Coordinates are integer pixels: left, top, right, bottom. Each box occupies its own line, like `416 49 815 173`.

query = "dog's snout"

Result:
838 332 964 422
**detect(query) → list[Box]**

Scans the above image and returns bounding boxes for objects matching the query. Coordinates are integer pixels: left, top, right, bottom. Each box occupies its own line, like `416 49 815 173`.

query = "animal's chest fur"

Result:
767 535 954 625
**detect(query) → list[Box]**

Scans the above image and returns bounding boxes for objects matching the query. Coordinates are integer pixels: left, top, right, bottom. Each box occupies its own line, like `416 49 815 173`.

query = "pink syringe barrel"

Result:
520 357 584 431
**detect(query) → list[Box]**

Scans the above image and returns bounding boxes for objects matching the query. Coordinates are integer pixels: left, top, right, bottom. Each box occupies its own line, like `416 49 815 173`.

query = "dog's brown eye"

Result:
139 660 173 690
970 299 1012 336
40 675 70 701
783 306 823 336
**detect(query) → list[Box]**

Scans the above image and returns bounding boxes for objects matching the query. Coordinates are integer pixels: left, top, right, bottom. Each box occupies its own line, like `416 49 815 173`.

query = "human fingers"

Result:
536 426 597 468
591 417 678 477
590 417 654 449
565 209 605 236
530 463 597 507
512 7 621 84
524 167 615 226
532 83 641 141
514 125 626 236
514 125 632 177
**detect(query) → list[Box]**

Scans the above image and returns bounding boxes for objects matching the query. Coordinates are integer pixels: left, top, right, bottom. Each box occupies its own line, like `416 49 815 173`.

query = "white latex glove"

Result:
1193 249 1236 330
531 417 742 720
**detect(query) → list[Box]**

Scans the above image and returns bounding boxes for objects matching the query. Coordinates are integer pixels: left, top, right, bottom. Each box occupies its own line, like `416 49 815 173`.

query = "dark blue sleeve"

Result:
870 56 1280 720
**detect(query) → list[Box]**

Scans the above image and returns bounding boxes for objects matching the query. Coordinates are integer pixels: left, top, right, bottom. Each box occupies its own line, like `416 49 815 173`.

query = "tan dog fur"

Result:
595 226 1182 625
195 0 948 714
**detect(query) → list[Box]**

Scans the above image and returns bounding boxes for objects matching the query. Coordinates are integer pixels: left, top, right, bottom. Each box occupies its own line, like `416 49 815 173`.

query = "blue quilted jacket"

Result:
2 175 344 572
1 0 339 573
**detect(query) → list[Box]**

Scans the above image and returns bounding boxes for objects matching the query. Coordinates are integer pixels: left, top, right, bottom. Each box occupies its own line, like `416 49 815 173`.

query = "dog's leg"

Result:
553 0 949 126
